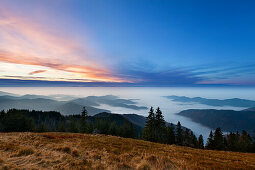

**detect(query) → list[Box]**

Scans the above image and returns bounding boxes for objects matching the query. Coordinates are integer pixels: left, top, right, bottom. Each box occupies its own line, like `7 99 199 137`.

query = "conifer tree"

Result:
155 107 166 143
166 123 175 144
176 121 183 145
238 130 252 152
142 107 156 142
206 130 214 149
214 127 224 150
81 106 88 118
79 107 88 133
198 135 204 149
155 107 165 127
190 131 198 147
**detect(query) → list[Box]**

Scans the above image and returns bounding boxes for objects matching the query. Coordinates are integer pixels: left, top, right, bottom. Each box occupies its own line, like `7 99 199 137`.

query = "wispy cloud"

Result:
0 7 127 83
114 62 204 86
29 70 47 75
189 63 255 84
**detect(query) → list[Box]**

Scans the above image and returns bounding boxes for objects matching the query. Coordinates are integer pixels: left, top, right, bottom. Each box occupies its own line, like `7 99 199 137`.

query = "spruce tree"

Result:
176 121 183 145
198 135 204 149
81 106 88 118
142 107 156 142
190 131 198 148
183 128 191 146
214 128 224 150
206 130 214 149
238 130 252 152
167 123 175 144
155 107 166 143
79 107 88 133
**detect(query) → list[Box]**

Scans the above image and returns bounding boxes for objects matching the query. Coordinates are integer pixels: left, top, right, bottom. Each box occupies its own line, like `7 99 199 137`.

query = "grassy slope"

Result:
0 133 254 169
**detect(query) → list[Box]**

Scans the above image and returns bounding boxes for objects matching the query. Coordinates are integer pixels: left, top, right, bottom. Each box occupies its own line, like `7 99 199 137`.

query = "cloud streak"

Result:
0 7 127 83
29 70 47 75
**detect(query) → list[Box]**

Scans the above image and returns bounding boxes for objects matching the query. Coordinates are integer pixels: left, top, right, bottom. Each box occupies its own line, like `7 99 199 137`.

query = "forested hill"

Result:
178 109 255 135
0 109 139 138
0 109 187 139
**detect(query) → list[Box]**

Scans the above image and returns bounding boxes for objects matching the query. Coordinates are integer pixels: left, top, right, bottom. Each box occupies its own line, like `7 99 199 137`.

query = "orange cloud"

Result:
0 50 127 82
0 7 128 83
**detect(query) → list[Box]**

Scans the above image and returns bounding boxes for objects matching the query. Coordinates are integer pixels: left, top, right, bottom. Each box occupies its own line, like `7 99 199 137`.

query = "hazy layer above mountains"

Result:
0 91 147 115
165 95 255 107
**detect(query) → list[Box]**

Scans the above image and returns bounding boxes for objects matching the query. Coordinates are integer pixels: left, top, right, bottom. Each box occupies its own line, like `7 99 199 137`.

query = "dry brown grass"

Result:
0 132 254 169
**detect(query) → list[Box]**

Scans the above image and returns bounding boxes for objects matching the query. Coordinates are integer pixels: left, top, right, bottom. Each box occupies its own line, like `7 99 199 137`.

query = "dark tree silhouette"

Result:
198 135 204 149
176 121 183 145
142 107 156 142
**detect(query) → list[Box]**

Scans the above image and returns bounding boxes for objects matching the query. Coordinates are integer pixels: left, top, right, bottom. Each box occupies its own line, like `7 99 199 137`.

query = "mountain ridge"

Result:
165 95 255 107
178 109 255 135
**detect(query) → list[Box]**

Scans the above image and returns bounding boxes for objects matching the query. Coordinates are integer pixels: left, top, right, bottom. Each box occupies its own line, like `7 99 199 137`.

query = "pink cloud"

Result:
0 7 129 83
29 70 47 75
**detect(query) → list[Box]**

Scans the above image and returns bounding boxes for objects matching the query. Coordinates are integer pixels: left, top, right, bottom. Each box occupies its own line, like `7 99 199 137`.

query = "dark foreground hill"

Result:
178 109 255 135
0 132 254 169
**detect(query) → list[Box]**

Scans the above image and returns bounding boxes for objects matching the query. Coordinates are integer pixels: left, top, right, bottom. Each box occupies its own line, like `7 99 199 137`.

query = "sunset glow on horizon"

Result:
0 4 128 83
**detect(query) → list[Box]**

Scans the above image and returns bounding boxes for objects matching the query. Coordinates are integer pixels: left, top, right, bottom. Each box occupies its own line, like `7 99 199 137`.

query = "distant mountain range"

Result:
0 91 17 96
165 95 255 107
178 109 255 135
0 92 148 115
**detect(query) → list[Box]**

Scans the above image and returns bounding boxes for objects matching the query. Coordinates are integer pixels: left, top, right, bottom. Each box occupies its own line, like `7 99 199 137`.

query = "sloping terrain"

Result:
0 96 108 115
0 132 254 169
178 109 255 135
0 94 147 115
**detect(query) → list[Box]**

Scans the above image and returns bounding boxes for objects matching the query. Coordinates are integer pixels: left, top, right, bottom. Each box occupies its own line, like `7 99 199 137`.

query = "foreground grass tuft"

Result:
16 148 34 157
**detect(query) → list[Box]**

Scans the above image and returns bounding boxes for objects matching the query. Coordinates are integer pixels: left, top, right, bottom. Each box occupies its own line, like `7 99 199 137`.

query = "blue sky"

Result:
0 0 255 86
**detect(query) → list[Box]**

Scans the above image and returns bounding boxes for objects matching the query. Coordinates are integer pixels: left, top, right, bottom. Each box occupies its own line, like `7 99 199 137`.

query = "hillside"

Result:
178 109 255 135
0 94 147 115
0 96 108 115
243 107 255 111
0 132 254 169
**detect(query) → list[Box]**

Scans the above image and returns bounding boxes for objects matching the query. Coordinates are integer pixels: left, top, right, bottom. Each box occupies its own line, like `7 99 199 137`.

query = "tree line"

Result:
142 107 204 149
206 128 254 152
0 107 255 153
0 108 136 139
142 107 255 153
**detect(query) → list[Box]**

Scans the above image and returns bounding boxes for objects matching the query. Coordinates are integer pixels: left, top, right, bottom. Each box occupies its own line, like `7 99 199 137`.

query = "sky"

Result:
0 0 255 86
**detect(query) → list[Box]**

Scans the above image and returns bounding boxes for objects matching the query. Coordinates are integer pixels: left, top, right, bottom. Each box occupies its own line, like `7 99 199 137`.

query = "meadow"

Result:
0 132 254 169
